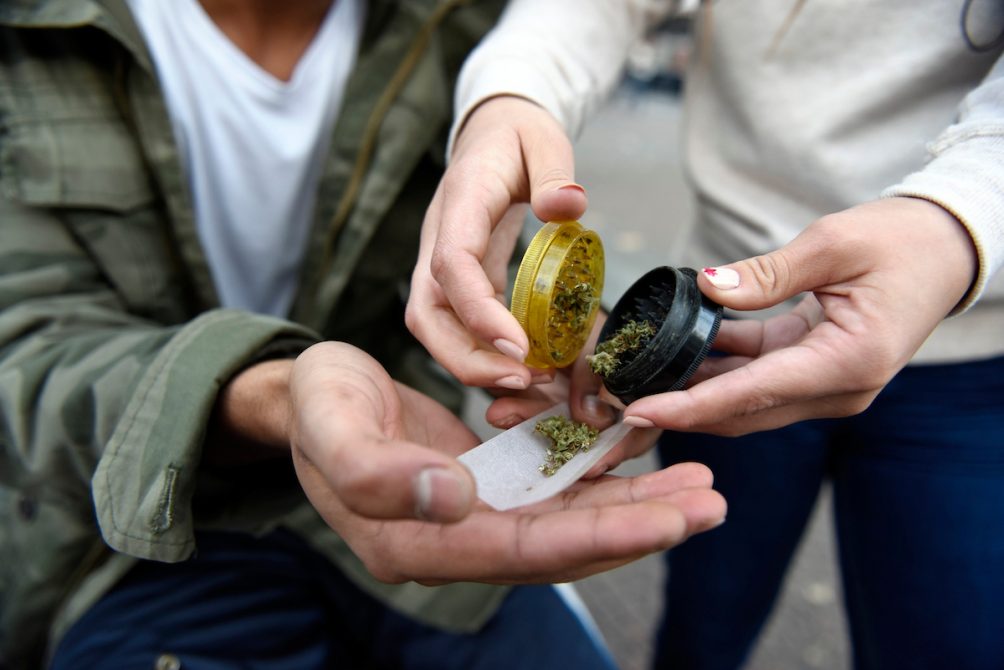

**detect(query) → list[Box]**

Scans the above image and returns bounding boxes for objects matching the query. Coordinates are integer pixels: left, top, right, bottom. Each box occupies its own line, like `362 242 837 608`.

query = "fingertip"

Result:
493 338 527 363
413 466 476 523
494 374 530 391
531 183 589 222
666 488 728 535
582 462 612 479
597 387 626 411
699 266 741 291
579 393 616 427
623 415 655 429
527 366 555 386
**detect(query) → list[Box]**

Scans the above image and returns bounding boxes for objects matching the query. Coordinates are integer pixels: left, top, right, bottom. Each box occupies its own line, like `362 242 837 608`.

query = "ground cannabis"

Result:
544 237 600 363
534 415 599 477
587 320 657 377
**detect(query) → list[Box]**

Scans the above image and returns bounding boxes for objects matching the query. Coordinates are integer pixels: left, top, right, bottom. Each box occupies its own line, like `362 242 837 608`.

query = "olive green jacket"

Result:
0 0 506 666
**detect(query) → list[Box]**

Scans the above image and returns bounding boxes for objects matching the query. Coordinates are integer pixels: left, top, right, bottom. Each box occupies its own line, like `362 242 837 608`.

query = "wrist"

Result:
896 196 979 312
210 358 295 462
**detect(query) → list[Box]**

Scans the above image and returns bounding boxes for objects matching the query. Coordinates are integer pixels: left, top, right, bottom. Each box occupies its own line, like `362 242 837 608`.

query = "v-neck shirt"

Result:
128 0 365 316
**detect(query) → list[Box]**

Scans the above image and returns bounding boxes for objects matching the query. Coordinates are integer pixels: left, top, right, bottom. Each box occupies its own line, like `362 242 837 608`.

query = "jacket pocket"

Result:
0 116 191 322
1 115 154 212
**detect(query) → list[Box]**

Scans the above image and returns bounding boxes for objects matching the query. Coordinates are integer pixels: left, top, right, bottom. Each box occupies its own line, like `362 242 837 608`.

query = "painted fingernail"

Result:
494 375 528 390
493 414 521 429
702 266 740 290
583 394 615 423
559 183 586 194
493 338 526 362
414 467 473 522
624 415 655 428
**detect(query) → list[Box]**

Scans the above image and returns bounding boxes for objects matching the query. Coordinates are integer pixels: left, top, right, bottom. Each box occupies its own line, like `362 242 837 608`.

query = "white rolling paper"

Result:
458 402 633 510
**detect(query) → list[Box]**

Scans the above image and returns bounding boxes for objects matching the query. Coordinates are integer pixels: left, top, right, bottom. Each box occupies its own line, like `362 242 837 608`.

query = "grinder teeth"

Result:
632 282 675 322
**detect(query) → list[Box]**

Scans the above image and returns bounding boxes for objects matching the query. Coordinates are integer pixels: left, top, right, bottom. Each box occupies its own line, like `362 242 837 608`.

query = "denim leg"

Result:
371 584 616 670
652 421 832 670
51 529 615 670
51 530 348 670
833 356 1004 670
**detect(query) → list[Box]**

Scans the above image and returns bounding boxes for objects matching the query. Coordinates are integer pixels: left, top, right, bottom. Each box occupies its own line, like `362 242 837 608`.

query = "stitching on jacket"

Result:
100 312 222 547
149 465 180 534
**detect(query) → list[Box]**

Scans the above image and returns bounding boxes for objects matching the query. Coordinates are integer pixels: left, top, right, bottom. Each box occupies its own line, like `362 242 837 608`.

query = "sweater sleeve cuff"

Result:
92 309 319 562
882 133 1004 313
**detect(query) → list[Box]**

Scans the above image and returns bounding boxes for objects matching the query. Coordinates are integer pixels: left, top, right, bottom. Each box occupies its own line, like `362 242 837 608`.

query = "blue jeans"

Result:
52 529 615 670
654 355 1004 670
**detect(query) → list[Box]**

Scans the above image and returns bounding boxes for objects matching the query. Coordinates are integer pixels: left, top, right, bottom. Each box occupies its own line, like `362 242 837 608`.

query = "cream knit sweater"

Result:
453 0 1004 363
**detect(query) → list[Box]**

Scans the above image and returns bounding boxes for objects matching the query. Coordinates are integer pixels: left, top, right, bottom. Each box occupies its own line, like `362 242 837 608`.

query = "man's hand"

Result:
406 95 587 392
287 341 726 584
621 197 979 436
289 341 479 522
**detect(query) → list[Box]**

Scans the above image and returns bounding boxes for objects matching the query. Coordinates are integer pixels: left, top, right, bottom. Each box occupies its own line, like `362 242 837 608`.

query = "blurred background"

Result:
463 16 852 670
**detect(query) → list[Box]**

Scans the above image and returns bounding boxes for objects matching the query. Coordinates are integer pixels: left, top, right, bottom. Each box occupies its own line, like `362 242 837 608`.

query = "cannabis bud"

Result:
534 415 599 477
587 320 657 377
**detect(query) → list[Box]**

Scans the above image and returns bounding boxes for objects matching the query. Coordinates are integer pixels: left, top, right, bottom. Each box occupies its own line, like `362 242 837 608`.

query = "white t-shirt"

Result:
128 0 364 316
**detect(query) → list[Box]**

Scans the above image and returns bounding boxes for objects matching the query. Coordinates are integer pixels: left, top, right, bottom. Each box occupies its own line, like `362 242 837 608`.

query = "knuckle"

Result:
855 363 892 394
401 307 417 335
747 251 795 299
428 246 452 281
403 302 420 334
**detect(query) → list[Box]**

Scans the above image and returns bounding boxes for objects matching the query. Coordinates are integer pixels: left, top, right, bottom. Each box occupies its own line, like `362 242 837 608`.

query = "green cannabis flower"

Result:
587 320 657 377
534 415 599 477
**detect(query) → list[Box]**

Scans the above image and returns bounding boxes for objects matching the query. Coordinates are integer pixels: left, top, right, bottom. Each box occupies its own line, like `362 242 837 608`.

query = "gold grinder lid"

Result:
510 220 605 368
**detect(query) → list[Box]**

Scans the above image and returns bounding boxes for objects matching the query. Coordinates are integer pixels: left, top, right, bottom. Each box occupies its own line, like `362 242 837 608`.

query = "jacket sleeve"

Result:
0 195 320 562
882 54 1004 311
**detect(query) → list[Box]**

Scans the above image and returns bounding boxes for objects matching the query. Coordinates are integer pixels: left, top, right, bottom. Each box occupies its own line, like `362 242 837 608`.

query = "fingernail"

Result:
559 183 586 194
414 468 473 522
583 394 615 423
494 375 528 390
624 415 655 428
493 414 521 429
702 266 740 290
493 338 526 362
531 373 553 385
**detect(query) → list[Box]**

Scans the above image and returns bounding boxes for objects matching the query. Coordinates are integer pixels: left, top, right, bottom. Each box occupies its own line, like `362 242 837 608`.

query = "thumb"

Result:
696 224 859 310
521 119 589 223
293 432 477 524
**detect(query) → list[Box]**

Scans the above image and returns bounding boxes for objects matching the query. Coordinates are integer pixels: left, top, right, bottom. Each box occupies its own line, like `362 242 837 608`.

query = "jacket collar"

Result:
0 0 152 70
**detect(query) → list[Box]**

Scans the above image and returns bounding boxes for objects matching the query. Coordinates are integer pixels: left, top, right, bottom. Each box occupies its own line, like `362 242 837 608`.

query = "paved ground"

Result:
466 89 851 670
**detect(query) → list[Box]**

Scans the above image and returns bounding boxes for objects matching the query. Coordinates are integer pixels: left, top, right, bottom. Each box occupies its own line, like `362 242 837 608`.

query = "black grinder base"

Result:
597 266 723 405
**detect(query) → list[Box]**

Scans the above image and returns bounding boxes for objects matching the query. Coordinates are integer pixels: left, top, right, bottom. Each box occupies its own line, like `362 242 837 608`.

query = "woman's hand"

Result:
406 95 587 391
621 197 978 436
